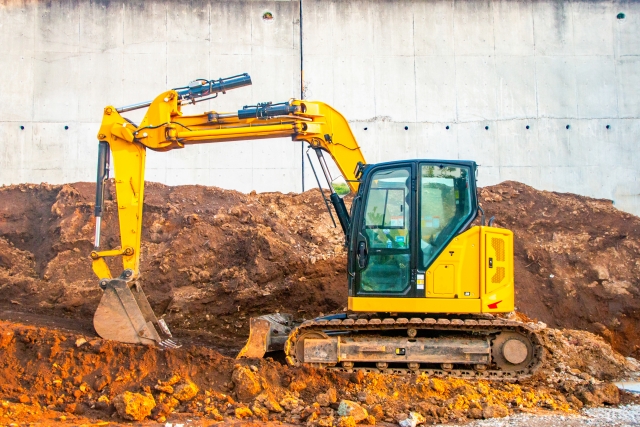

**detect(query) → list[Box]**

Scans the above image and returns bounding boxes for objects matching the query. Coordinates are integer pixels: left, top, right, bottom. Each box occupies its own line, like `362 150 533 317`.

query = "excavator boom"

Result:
91 74 364 346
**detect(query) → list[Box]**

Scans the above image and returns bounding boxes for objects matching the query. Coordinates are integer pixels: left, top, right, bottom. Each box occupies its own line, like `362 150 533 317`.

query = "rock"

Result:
18 395 29 404
338 400 368 423
232 366 263 401
317 415 336 426
568 394 584 409
482 404 508 419
154 384 174 394
94 376 110 392
173 379 199 402
415 402 437 418
279 395 300 411
356 391 375 405
468 407 483 419
593 264 609 280
316 393 331 407
289 379 307 392
112 391 156 421
593 382 620 405
255 391 283 412
399 411 426 427
154 397 179 417
338 415 357 427
369 403 384 419
576 390 596 406
328 387 338 403
251 404 269 421
75 337 87 347
301 403 321 420
159 373 181 387
235 406 253 418
350 370 365 384
366 415 376 425
395 413 408 422
205 406 224 421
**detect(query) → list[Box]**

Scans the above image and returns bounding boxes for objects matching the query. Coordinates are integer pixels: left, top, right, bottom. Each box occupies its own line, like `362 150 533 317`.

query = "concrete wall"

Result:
1 0 639 215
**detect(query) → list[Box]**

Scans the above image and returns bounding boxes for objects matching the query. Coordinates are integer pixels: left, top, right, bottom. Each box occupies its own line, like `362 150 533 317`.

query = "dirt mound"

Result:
0 318 637 426
479 182 640 357
0 181 347 354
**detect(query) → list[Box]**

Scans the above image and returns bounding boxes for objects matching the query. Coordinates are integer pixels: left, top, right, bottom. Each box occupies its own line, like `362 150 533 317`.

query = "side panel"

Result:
426 226 481 299
481 227 515 312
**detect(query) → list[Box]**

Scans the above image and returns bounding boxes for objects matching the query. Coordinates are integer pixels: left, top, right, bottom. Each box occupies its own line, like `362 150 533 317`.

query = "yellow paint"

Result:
350 226 515 314
92 94 365 283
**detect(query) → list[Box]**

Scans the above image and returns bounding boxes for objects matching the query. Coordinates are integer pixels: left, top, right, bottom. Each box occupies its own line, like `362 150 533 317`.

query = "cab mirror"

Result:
332 176 351 198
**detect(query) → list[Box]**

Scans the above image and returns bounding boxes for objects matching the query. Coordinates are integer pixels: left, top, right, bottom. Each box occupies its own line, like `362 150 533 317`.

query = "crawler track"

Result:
284 316 544 380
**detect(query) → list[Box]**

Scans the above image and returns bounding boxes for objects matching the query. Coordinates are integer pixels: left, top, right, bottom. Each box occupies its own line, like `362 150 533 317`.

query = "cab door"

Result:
353 165 415 296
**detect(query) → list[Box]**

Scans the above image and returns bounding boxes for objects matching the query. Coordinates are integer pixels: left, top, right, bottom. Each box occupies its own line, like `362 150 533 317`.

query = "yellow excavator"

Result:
91 73 542 378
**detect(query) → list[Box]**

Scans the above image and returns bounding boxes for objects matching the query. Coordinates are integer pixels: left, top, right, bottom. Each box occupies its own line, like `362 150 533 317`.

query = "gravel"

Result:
438 405 640 427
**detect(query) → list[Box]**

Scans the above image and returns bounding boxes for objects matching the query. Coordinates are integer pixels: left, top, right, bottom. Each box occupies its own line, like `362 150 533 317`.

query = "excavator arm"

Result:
90 74 365 346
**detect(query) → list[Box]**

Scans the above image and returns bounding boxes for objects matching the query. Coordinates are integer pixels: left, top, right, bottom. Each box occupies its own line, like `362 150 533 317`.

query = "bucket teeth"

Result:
93 277 177 348
159 339 181 349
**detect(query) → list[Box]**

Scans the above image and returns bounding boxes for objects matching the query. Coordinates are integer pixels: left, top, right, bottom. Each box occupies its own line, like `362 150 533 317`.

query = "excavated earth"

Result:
0 180 640 426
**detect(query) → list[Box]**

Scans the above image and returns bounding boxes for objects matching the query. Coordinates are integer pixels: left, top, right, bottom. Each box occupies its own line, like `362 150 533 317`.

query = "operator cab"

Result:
348 160 478 299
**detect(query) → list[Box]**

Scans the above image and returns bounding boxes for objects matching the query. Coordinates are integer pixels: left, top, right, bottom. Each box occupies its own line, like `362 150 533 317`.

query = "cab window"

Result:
420 165 473 269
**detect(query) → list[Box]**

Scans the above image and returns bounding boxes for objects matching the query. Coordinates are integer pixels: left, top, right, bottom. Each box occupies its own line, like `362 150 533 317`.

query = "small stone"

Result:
205 406 224 421
568 394 584 409
255 391 283 412
279 395 300 411
112 391 156 421
338 415 357 427
154 397 179 417
327 387 337 403
357 391 374 404
155 384 174 394
18 395 30 404
316 393 330 407
94 376 109 392
289 379 307 392
468 407 483 419
173 379 199 402
350 370 365 384
370 404 384 419
337 400 368 423
75 337 87 347
235 406 253 418
232 366 263 401
482 404 508 419
160 374 181 387
415 402 437 418
366 414 376 425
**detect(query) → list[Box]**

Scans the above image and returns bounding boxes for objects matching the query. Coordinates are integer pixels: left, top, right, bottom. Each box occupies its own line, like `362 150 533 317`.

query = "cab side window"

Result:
420 165 472 269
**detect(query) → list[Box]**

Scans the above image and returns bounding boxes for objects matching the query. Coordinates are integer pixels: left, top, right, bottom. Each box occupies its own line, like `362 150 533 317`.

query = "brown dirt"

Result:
0 317 637 426
0 181 347 355
1 180 640 425
479 182 640 358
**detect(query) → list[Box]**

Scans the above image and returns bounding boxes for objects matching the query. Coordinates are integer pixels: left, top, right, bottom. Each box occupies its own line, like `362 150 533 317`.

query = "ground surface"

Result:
1 181 640 425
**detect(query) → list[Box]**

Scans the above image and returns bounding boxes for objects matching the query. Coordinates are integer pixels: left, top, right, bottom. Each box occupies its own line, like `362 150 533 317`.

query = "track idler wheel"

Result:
492 331 534 371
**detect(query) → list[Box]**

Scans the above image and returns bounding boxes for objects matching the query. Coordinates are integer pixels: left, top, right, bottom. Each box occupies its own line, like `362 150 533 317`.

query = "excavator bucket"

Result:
237 313 295 358
93 277 179 348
